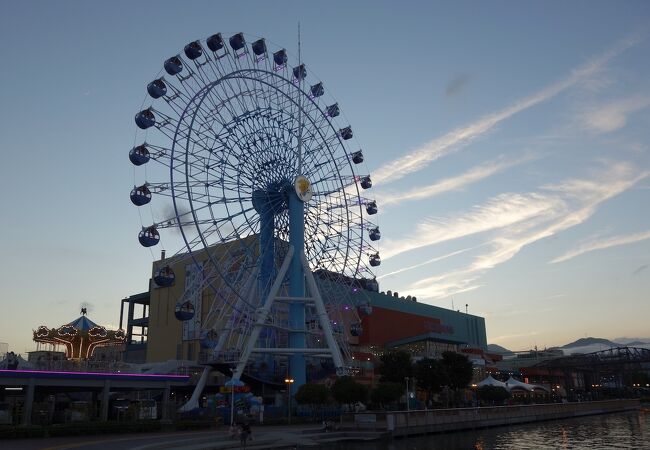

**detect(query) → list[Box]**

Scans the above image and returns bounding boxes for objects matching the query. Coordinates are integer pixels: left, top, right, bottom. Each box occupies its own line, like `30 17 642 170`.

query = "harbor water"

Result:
321 409 649 449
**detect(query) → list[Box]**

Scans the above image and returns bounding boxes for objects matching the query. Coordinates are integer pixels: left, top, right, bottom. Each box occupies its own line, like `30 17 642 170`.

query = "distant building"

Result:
137 247 489 376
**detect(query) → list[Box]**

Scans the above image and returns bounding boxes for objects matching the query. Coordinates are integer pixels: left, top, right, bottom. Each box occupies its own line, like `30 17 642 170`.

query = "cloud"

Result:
578 95 650 134
381 191 564 259
379 153 537 206
445 74 471 96
372 34 642 185
394 162 649 300
377 246 477 280
551 230 650 263
633 264 648 275
489 331 540 345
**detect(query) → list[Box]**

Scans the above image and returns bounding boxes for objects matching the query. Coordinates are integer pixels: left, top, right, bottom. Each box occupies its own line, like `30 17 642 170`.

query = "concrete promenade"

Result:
342 398 641 436
5 424 382 450
4 399 640 449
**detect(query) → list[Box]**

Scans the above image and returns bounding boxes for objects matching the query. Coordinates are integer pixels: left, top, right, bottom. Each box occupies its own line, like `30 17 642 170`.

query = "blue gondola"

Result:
207 33 224 51
360 176 372 189
154 265 175 287
164 56 183 75
310 82 324 97
129 145 150 166
130 184 151 206
293 64 307 81
147 79 167 99
331 322 343 334
184 41 203 60
351 150 364 164
135 109 155 129
326 103 340 118
138 226 160 247
339 126 353 140
252 38 266 55
369 227 381 241
200 329 218 348
350 323 363 337
369 253 381 267
174 301 195 321
358 303 373 317
273 49 287 66
229 33 245 51
366 201 378 215
364 279 379 292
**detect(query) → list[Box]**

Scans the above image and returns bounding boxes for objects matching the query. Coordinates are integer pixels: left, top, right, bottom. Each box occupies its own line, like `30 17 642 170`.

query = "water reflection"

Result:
319 411 648 450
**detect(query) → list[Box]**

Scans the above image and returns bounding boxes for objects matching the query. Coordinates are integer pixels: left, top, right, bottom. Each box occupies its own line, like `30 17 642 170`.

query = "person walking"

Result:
239 422 251 448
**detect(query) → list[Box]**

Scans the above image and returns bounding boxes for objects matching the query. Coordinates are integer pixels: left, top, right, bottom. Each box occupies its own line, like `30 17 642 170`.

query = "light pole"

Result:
230 384 235 426
405 377 410 412
284 377 294 424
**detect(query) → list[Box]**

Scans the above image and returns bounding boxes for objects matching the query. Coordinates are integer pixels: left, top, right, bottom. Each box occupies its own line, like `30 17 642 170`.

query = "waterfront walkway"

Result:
5 399 640 449
6 424 383 450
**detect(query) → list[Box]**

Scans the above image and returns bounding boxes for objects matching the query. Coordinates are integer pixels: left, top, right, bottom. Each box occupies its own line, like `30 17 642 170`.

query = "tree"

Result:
414 358 448 404
477 385 510 405
440 351 474 406
295 383 330 419
377 350 413 383
370 382 403 409
331 376 368 409
295 383 329 406
441 351 473 390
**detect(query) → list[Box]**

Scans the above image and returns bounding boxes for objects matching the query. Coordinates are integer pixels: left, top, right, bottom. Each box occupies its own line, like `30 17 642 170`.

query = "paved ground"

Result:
6 425 336 450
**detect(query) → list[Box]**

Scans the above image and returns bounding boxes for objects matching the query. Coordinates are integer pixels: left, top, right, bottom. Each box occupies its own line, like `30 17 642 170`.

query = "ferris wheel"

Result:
129 32 381 395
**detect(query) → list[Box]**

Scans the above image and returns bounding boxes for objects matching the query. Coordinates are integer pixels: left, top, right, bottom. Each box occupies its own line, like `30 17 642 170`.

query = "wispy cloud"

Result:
445 74 471 96
578 95 650 134
395 162 649 300
382 192 564 259
551 230 650 263
373 34 642 185
489 331 540 345
379 153 537 206
377 246 477 280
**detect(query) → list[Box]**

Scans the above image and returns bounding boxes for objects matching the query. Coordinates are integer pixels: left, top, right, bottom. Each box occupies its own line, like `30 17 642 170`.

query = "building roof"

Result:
385 332 467 348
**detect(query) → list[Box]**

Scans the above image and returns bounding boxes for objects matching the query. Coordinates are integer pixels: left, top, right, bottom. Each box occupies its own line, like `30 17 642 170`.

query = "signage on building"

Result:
424 321 454 335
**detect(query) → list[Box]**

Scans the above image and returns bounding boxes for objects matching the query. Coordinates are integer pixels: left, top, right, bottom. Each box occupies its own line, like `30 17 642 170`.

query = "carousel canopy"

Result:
67 315 99 331
33 310 125 360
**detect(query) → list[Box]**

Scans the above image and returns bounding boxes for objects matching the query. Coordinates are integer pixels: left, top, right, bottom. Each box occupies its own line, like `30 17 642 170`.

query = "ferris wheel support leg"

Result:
300 252 345 370
288 192 306 394
178 366 212 412
232 246 295 380
212 266 260 358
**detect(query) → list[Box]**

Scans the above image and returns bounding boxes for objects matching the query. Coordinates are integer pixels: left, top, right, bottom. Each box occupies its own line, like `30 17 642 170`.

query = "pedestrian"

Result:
228 423 238 439
239 422 251 448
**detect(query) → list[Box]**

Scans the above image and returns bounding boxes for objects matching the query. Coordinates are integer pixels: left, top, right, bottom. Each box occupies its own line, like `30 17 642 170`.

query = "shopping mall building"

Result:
121 249 489 380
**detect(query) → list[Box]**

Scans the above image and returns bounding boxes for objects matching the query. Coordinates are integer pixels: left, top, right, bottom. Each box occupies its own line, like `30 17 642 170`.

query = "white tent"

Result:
477 375 508 389
505 376 536 391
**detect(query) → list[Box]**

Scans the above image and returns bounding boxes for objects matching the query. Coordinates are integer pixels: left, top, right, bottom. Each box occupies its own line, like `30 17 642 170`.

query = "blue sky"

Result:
1 1 649 353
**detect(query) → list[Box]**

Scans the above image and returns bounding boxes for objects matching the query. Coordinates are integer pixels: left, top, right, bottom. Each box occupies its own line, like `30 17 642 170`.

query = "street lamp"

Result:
284 377 295 424
405 377 410 412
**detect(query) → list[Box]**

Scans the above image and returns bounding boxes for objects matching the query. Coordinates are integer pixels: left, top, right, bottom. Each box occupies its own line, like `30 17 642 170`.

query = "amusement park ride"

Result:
129 32 381 411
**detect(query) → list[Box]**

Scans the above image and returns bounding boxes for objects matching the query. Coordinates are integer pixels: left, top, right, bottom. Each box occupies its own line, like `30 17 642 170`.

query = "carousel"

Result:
33 308 126 360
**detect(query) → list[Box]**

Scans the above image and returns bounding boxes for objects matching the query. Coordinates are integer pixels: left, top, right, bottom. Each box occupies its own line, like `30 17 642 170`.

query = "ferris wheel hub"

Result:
294 175 313 203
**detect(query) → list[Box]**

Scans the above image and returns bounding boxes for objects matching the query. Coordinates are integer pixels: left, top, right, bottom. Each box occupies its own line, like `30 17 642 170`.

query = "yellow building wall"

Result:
145 238 258 363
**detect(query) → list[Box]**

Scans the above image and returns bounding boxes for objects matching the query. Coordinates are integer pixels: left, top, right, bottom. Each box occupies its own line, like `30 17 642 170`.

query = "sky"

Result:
1 1 649 354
